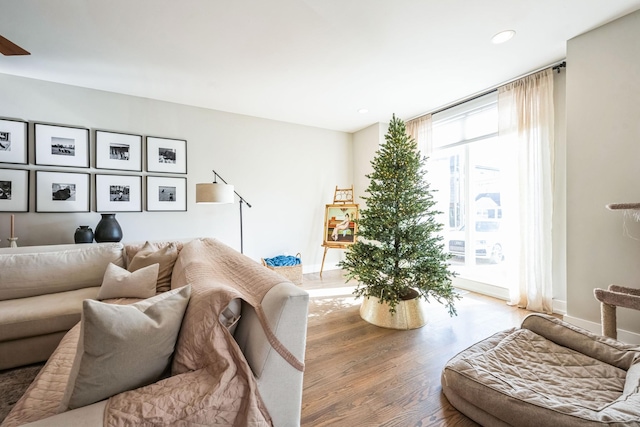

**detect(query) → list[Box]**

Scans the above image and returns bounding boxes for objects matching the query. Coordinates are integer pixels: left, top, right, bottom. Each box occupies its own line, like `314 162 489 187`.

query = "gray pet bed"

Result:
442 314 640 426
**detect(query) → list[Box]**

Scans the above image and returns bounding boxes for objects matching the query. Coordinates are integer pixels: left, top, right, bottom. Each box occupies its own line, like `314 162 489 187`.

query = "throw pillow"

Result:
127 241 179 293
97 262 159 300
62 285 191 410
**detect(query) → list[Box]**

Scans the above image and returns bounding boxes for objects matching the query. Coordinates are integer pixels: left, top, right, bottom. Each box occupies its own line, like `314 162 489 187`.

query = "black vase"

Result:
74 226 94 244
94 214 123 243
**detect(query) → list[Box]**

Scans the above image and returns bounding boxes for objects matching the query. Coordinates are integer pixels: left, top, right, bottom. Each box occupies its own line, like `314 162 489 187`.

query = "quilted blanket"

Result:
2 238 303 427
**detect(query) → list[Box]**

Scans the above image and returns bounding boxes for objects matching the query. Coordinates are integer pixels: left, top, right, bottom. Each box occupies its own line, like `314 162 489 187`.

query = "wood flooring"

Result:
299 270 534 427
1 270 533 426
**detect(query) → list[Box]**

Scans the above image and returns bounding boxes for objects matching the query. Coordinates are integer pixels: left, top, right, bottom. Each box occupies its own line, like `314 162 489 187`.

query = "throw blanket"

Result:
263 255 301 267
2 238 303 427
105 238 304 426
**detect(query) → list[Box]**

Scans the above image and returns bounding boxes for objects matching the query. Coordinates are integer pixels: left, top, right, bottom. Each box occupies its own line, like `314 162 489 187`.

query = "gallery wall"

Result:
566 9 640 340
0 73 353 271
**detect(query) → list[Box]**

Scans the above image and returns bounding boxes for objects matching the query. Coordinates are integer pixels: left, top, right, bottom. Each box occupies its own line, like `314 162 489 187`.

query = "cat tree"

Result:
593 202 640 339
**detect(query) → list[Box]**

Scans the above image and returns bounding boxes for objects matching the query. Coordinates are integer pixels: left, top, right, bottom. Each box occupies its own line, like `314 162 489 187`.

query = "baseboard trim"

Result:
552 299 567 315
563 315 640 344
453 277 509 300
303 263 340 274
453 277 568 316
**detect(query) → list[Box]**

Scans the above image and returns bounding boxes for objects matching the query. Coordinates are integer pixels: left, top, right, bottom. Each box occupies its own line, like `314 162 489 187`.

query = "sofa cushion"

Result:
97 262 158 300
63 285 191 410
0 287 100 341
0 243 125 301
127 242 178 293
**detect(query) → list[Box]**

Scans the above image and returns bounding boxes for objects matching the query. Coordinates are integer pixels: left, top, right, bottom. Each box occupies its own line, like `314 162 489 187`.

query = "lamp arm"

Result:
211 169 252 208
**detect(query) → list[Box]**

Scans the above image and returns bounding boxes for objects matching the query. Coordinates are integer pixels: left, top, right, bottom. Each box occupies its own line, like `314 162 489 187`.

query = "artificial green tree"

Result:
341 114 458 316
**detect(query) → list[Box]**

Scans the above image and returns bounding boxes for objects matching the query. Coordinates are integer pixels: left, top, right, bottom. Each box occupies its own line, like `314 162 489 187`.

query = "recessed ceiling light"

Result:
491 30 516 44
358 108 369 114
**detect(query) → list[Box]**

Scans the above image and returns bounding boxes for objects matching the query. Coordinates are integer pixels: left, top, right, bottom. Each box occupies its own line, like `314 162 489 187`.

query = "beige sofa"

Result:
1 238 309 427
0 243 125 370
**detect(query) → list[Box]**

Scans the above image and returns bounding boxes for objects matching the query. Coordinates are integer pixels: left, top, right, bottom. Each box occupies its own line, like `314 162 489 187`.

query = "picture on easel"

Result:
323 203 359 247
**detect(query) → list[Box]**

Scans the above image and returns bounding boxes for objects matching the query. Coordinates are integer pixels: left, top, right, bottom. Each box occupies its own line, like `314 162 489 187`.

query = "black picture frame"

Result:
146 136 187 174
146 175 187 212
95 174 143 212
35 123 90 168
35 170 90 212
95 130 143 172
0 168 29 212
0 118 28 165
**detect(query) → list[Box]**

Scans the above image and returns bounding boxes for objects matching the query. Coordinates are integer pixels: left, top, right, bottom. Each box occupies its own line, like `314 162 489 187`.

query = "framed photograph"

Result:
96 174 142 212
146 176 187 211
35 123 89 168
0 119 28 164
0 168 29 212
35 170 90 212
95 130 143 171
146 136 187 174
323 204 359 247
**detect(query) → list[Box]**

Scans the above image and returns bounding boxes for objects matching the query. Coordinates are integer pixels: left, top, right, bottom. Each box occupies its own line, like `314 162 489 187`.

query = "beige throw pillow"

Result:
63 285 191 410
127 241 178 293
97 262 159 300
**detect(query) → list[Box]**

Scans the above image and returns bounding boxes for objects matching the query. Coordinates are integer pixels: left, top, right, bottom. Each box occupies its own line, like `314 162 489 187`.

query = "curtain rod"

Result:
408 60 566 121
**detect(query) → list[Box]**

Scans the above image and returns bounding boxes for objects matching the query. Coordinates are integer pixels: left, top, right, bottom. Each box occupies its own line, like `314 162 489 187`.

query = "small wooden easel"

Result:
332 186 354 204
320 186 355 278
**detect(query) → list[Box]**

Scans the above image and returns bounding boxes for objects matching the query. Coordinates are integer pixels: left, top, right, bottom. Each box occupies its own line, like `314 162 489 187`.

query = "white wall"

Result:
0 73 352 271
352 122 387 207
565 10 640 337
552 69 567 309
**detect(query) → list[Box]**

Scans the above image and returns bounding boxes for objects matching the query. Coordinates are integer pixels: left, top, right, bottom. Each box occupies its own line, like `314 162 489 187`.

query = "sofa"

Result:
0 242 126 370
442 313 640 426
0 238 309 427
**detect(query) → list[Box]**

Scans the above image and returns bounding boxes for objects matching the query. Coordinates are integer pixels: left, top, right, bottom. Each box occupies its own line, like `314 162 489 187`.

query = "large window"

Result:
429 92 517 289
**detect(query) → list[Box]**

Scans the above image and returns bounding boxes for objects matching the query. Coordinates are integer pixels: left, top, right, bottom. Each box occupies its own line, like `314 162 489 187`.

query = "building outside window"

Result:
428 92 517 290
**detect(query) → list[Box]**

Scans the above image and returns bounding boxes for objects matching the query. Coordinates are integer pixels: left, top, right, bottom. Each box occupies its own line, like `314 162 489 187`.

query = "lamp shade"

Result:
196 183 234 204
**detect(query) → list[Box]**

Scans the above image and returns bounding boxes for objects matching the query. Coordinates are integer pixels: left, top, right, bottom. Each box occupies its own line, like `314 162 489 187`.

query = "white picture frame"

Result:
95 130 143 171
35 123 90 168
0 119 28 165
35 170 90 212
146 176 187 212
146 136 187 174
96 174 142 212
0 168 29 212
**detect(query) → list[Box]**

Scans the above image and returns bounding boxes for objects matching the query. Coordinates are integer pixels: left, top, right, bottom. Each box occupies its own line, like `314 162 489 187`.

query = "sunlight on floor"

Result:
306 286 360 318
306 286 357 298
305 285 497 320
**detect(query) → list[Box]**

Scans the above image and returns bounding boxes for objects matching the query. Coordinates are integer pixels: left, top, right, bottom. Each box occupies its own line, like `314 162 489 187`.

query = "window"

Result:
429 92 517 289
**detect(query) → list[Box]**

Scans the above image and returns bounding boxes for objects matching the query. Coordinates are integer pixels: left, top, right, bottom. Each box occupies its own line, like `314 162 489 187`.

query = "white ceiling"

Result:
1 0 640 133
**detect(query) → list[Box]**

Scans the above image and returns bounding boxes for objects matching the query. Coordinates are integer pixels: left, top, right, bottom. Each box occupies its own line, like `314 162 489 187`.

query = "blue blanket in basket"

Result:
264 255 301 267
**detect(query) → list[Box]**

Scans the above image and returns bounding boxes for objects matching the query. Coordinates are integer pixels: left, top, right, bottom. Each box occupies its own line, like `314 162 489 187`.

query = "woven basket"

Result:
261 253 303 286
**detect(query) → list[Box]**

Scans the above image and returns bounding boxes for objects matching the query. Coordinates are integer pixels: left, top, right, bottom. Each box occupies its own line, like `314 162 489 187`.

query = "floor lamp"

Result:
195 169 252 254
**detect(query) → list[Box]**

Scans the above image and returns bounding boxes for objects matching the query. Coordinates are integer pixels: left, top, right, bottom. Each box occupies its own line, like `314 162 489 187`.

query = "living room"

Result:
2 1 640 426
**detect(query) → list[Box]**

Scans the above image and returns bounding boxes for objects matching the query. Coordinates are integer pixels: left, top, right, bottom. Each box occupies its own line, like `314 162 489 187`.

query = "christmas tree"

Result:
341 115 458 316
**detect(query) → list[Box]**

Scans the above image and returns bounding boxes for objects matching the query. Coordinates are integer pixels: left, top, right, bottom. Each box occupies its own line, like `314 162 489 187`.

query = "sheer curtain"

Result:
498 68 555 313
406 114 433 155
